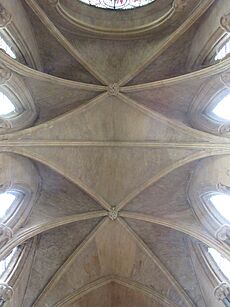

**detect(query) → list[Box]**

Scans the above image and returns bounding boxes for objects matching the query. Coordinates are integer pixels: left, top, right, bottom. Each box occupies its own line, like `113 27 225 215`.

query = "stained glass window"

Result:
0 92 15 117
79 0 155 10
0 35 16 59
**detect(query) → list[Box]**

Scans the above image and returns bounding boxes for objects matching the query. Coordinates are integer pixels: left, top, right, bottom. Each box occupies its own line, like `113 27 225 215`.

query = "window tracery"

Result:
79 0 156 10
214 36 230 61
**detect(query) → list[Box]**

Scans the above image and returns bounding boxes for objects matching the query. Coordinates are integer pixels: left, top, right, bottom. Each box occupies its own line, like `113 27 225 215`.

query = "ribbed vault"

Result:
0 0 230 306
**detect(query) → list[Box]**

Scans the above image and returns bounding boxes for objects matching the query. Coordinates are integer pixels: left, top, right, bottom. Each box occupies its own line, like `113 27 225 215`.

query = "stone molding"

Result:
0 4 11 28
214 282 230 302
217 183 230 195
173 0 187 10
0 224 13 244
47 0 59 5
220 13 230 33
0 65 12 85
220 71 230 88
216 225 230 242
0 282 13 302
219 124 230 136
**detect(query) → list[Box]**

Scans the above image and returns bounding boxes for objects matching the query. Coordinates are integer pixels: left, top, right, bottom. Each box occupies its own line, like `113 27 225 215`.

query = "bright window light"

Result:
212 93 230 121
0 35 16 59
0 192 16 219
215 39 230 61
0 247 17 276
210 194 230 222
79 0 155 10
208 247 230 281
0 92 15 116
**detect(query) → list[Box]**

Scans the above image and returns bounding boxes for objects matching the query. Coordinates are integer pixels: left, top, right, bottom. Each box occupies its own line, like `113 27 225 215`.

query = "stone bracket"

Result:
216 224 230 242
0 283 13 302
214 283 230 302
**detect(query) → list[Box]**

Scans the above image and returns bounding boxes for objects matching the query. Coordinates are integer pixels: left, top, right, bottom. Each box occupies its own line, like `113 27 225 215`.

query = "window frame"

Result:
204 88 230 124
202 191 230 227
203 33 230 64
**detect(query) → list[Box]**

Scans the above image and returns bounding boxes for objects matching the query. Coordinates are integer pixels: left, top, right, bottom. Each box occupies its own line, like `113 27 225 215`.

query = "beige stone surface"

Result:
0 0 229 306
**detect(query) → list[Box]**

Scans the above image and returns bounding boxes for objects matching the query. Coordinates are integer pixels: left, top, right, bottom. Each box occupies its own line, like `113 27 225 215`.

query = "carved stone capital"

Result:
216 225 230 242
108 207 118 220
214 283 230 301
217 183 230 195
0 224 13 244
0 66 12 85
0 283 13 302
173 0 187 10
108 83 119 96
0 182 11 194
220 71 230 88
220 13 230 33
218 124 230 136
0 4 11 28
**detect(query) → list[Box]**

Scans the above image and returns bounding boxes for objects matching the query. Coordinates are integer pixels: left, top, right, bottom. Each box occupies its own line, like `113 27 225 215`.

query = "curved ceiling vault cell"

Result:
0 0 230 307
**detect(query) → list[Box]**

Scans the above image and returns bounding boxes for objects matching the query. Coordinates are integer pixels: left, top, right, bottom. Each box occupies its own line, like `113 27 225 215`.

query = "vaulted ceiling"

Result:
1 0 230 306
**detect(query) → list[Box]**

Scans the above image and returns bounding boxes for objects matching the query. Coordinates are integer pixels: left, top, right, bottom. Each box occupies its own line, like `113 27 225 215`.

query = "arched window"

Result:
211 93 230 121
0 34 16 59
0 84 37 133
0 191 24 223
0 92 16 118
210 194 230 223
214 36 230 61
0 247 21 279
0 193 16 220
208 248 230 282
0 190 24 227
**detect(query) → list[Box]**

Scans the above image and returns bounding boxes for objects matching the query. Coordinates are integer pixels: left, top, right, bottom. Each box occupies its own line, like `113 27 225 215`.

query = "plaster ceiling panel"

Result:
124 77 209 124
23 162 103 228
69 282 112 307
125 219 207 307
64 34 167 84
35 219 189 307
22 77 103 124
22 218 102 307
21 2 101 84
69 282 170 307
110 282 170 307
125 161 197 219
14 146 198 207
9 93 212 142
9 240 36 307
127 24 199 85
